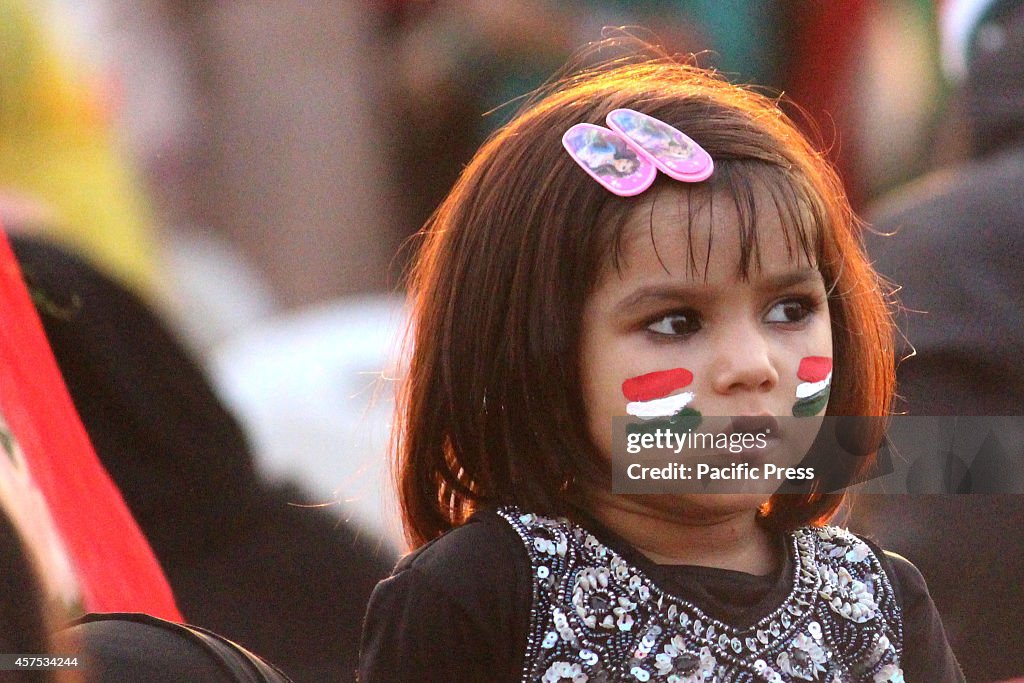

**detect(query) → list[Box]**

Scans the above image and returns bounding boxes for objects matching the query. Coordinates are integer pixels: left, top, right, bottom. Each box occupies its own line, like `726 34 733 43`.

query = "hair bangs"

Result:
597 160 825 289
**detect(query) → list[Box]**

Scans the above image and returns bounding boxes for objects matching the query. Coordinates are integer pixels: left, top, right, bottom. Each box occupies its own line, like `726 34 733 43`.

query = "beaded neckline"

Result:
496 506 904 683
574 515 806 636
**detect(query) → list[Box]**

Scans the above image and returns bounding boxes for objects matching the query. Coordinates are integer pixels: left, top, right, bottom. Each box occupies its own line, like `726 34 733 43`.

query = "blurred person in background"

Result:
33 5 411 541
0 223 179 621
168 1 401 309
382 0 942 240
0 445 82 683
21 0 408 580
2 405 292 683
855 0 1024 680
0 0 161 301
868 0 1024 417
15 0 399 336
14 233 396 683
381 0 789 246
19 0 279 350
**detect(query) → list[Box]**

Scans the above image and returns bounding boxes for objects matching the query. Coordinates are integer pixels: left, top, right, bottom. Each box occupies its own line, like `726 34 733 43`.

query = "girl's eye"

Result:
764 298 814 324
646 310 701 336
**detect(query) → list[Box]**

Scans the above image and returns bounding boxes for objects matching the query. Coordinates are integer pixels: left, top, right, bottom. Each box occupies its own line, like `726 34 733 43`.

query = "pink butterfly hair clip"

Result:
562 109 714 196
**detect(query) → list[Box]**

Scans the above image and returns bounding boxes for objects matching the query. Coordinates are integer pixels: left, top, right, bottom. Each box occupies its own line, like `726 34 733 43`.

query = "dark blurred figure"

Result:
65 613 292 682
0 506 74 683
2 492 292 682
858 1 1024 681
11 235 395 683
869 1 1024 417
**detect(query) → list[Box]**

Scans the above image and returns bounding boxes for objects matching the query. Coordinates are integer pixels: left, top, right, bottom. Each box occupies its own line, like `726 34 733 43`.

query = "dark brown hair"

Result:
395 46 895 549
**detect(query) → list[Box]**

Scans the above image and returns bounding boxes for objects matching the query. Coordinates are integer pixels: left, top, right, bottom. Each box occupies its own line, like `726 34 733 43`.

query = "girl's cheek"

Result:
622 368 702 429
792 356 832 417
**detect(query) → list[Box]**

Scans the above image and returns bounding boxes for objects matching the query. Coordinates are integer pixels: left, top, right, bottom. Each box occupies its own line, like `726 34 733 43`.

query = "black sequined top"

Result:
359 508 964 682
500 507 901 682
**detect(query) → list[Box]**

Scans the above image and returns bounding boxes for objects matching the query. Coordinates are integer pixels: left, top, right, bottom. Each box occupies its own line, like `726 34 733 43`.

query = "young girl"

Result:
359 49 963 682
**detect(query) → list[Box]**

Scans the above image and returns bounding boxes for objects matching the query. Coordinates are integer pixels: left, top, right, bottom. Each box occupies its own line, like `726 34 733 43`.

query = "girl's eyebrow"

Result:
613 284 708 314
613 268 823 314
754 268 825 292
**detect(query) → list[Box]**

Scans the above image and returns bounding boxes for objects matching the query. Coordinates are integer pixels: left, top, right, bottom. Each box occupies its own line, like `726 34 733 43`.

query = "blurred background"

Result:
1 0 1019 681
0 0 949 543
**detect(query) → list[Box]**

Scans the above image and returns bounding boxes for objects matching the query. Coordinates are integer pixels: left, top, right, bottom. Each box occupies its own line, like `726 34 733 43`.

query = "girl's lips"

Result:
728 415 781 439
719 415 783 462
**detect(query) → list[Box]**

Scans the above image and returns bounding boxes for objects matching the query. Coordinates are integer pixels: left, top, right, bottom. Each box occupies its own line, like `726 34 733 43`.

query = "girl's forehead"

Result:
602 181 820 284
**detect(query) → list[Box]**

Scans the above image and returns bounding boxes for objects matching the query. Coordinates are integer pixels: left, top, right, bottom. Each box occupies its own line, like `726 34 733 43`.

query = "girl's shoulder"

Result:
813 526 966 682
793 524 933 624
373 506 537 634
806 525 928 609
390 506 530 586
359 508 535 681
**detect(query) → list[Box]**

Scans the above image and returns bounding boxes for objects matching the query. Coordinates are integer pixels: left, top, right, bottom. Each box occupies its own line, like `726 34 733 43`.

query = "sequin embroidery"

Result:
497 507 904 683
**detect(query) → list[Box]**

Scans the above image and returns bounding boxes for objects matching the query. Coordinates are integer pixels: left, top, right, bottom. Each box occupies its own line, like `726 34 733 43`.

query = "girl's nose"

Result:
709 326 779 395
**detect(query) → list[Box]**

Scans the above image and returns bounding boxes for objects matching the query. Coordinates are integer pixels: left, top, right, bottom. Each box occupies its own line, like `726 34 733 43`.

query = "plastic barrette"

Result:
562 123 657 196
605 108 713 182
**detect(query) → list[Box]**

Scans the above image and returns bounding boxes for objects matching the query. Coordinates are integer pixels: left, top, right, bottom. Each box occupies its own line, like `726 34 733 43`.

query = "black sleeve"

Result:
358 513 532 683
877 550 965 683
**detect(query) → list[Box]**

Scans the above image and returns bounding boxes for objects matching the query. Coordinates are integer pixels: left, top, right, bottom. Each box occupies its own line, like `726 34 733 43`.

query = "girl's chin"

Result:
624 492 773 519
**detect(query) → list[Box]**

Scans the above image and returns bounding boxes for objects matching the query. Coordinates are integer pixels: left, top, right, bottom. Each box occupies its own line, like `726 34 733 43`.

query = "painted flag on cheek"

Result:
623 368 694 417
793 356 832 417
623 369 701 434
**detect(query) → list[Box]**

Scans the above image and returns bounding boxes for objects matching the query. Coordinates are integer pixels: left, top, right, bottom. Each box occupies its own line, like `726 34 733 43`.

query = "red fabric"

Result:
0 226 179 620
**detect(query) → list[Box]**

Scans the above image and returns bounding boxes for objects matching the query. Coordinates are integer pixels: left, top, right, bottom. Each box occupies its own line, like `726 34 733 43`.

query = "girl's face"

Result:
580 185 832 476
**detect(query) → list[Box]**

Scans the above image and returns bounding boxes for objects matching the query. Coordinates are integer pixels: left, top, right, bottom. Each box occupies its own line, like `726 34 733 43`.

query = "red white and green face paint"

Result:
793 356 832 417
623 368 701 432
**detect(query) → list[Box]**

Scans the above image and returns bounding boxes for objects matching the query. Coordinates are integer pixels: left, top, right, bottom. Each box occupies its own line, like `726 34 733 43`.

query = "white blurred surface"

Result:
208 295 408 552
162 228 280 352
